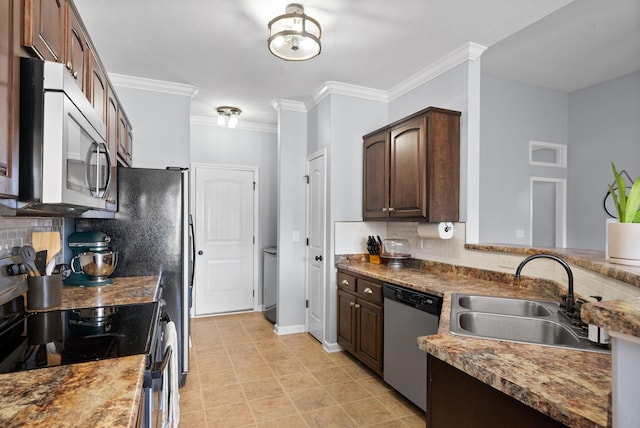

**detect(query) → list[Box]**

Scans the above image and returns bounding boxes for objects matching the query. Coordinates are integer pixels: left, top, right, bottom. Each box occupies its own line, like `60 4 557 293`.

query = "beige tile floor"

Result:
179 311 426 427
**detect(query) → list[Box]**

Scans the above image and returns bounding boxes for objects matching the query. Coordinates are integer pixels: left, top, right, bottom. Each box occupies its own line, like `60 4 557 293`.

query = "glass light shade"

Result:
268 4 321 61
228 112 239 128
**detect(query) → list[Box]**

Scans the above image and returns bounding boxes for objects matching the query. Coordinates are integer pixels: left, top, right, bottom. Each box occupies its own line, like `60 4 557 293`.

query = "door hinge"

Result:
303 175 309 184
253 290 255 297
306 238 309 246
253 181 256 190
253 236 255 244
305 299 309 308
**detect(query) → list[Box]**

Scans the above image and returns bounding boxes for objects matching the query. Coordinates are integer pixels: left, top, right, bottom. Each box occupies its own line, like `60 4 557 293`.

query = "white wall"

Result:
479 73 568 245
479 71 640 251
273 102 308 333
110 85 191 168
190 122 278 305
568 71 640 250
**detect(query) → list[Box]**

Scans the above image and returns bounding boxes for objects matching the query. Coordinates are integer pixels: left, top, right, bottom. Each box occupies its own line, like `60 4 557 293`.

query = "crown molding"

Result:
388 42 487 101
109 73 199 98
308 81 388 110
271 99 307 112
190 115 277 134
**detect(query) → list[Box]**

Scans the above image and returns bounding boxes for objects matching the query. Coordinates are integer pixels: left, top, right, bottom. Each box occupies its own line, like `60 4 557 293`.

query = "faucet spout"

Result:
514 254 575 314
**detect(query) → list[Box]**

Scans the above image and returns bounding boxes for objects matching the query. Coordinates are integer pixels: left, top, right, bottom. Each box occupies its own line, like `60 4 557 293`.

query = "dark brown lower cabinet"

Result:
427 355 567 428
337 271 383 376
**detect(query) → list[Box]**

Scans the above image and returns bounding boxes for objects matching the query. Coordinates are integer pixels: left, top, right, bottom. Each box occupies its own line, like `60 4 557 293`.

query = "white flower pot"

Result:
607 221 640 266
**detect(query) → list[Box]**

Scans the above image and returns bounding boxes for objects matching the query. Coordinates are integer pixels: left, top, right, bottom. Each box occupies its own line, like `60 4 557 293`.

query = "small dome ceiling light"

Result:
267 3 321 61
216 106 242 128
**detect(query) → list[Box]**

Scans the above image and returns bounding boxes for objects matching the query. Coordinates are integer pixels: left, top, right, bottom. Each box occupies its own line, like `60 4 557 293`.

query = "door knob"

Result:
197 250 203 255
315 255 323 261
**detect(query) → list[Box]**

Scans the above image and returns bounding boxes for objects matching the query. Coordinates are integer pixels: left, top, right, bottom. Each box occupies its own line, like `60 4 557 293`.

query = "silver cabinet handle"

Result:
363 287 373 294
382 207 388 212
350 302 355 307
340 279 350 287
388 207 395 212
73 71 78 79
66 61 72 70
355 304 360 309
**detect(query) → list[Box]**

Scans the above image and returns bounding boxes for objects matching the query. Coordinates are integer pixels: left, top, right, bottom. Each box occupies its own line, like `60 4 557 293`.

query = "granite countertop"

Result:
336 257 611 428
3 276 161 427
0 355 146 428
27 275 161 312
582 297 640 339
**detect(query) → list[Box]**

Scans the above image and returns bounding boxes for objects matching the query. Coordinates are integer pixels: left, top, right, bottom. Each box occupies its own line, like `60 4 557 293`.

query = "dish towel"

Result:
164 321 180 428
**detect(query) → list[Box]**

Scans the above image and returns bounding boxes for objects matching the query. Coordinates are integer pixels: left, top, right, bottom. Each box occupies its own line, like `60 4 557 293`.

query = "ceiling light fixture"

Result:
216 106 242 128
267 3 321 61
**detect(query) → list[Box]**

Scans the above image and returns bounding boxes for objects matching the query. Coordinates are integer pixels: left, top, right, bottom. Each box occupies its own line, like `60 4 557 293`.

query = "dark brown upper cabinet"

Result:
363 107 460 222
23 0 65 63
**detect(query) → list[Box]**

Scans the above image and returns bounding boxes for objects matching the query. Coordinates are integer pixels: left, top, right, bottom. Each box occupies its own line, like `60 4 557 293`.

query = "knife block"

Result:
369 255 381 264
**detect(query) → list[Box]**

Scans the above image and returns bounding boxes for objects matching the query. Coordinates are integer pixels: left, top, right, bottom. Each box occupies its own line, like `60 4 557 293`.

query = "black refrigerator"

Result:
77 166 195 386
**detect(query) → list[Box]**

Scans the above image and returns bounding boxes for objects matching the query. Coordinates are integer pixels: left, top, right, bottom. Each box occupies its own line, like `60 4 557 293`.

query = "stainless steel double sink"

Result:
449 294 609 353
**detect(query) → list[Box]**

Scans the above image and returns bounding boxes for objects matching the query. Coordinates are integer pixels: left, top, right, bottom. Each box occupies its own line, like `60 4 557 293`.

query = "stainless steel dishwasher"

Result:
383 283 442 411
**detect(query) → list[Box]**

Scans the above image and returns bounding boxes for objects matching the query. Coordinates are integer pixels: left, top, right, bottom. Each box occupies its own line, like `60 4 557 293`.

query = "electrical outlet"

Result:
499 255 517 269
516 229 525 239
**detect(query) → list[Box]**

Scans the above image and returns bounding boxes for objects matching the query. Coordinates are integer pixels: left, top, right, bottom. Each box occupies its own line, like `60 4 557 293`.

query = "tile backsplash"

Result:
0 217 64 258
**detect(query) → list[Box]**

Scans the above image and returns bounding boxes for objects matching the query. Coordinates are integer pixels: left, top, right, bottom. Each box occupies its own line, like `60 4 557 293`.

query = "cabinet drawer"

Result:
337 272 356 292
357 279 382 304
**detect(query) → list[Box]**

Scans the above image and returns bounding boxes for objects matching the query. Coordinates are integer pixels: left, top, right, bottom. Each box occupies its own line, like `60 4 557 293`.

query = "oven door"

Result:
142 316 177 428
41 91 111 209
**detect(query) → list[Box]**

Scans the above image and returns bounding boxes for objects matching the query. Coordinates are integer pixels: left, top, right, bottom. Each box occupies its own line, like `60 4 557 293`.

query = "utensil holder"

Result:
27 274 62 310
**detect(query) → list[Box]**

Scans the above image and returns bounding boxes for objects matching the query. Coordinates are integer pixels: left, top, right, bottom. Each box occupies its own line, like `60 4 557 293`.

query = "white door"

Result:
306 152 326 342
194 166 255 315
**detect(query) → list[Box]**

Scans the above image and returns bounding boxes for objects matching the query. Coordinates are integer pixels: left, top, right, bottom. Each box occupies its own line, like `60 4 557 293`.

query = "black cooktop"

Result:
0 299 159 375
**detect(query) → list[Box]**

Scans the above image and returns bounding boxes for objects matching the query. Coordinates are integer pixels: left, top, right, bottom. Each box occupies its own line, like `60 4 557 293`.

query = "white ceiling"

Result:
74 0 640 126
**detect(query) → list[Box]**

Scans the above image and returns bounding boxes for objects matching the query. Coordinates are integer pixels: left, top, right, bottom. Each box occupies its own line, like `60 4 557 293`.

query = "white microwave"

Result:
18 57 112 214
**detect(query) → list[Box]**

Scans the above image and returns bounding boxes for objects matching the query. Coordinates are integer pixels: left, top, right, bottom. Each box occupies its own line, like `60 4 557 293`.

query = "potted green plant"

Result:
607 162 640 265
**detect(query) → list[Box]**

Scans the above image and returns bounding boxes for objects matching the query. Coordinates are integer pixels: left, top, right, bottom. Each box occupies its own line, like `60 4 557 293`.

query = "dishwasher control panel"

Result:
383 283 442 316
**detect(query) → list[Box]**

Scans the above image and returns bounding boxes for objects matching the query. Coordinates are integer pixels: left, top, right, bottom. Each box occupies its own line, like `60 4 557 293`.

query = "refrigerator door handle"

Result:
189 214 196 294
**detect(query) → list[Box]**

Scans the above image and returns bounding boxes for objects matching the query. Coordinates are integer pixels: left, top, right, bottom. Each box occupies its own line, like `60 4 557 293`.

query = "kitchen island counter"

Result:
336 257 611 428
0 355 146 427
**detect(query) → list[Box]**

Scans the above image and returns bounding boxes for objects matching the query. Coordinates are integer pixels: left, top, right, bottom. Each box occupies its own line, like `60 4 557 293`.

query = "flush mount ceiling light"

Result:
267 3 321 61
216 106 242 128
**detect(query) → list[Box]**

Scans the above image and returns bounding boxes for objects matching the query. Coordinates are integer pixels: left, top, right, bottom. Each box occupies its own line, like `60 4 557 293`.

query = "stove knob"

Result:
6 263 25 276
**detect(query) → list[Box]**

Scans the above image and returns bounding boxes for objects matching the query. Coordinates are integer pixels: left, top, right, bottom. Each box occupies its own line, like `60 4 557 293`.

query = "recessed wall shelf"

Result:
529 141 567 168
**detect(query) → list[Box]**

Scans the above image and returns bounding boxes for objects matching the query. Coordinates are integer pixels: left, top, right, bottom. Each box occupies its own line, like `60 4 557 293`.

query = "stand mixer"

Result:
64 231 118 286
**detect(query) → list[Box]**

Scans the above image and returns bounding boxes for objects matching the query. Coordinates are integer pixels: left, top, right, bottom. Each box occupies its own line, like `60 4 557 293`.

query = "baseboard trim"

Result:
323 342 343 353
273 324 306 335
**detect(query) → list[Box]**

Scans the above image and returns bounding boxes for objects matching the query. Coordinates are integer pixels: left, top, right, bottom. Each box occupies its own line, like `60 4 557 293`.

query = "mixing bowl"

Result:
71 251 118 280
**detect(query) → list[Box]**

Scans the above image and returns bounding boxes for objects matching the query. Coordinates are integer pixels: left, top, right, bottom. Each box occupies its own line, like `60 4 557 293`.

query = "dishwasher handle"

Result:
383 283 442 316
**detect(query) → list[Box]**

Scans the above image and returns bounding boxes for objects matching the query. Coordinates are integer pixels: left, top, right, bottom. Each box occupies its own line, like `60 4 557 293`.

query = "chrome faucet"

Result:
514 254 575 314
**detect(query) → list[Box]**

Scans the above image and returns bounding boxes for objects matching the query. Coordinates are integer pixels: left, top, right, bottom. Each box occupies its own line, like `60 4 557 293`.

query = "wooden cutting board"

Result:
32 231 61 265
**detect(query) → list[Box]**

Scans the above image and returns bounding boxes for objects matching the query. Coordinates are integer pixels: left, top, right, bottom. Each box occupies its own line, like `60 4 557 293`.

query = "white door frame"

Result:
304 149 327 340
191 162 260 314
529 176 567 248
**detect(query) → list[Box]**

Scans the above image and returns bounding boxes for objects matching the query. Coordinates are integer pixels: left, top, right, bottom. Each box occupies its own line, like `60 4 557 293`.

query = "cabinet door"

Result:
389 116 426 218
65 5 87 93
356 298 383 374
105 86 118 211
23 0 65 62
337 290 356 354
0 0 19 197
362 130 389 220
117 111 132 166
88 48 106 123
